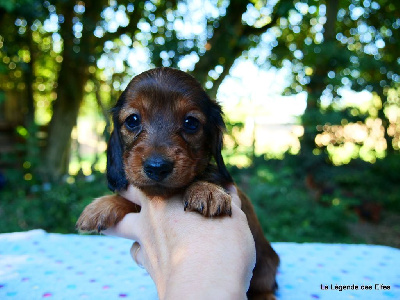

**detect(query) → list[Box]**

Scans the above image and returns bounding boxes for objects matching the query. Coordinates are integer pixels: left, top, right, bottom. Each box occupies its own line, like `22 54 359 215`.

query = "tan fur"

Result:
76 195 140 233
184 181 232 217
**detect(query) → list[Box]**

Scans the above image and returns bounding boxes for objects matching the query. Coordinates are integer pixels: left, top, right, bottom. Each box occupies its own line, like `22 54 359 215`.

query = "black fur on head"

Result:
106 91 129 192
205 99 233 184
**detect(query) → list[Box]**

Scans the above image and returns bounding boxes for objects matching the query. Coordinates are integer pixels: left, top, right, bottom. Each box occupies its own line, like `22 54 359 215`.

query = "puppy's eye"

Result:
183 116 200 133
125 114 141 130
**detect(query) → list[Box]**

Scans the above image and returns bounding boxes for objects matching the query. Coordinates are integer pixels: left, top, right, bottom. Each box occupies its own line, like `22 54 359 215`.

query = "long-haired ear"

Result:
209 102 233 184
106 112 128 192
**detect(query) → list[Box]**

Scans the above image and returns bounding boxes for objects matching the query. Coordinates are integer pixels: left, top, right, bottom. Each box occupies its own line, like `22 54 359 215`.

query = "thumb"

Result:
102 212 141 241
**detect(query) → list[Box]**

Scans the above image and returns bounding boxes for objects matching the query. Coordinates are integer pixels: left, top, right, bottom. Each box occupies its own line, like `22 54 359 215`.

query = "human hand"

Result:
103 185 256 300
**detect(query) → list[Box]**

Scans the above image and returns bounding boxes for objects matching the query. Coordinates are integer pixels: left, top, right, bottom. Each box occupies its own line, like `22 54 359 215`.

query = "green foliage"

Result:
0 125 110 233
1 150 399 247
0 0 399 246
0 171 110 233
230 156 358 243
334 155 400 212
0 0 34 12
0 90 4 104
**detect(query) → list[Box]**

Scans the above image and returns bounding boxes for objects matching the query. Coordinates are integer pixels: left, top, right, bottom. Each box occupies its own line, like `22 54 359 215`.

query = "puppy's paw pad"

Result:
184 182 232 217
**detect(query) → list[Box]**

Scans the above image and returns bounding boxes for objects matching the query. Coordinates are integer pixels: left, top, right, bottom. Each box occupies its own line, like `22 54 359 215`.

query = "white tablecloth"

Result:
1 230 399 299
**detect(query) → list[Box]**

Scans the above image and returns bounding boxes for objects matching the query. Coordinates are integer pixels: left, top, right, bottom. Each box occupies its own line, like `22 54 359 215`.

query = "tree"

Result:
262 0 399 165
1 0 293 179
344 0 400 153
0 0 47 126
266 1 351 159
43 0 107 178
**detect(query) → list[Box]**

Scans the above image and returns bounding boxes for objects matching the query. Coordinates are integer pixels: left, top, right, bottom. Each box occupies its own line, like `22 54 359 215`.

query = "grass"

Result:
230 157 358 244
1 154 399 247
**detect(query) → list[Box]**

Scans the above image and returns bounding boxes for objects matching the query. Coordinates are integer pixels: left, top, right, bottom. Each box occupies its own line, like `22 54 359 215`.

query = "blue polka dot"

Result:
383 291 396 298
284 284 294 289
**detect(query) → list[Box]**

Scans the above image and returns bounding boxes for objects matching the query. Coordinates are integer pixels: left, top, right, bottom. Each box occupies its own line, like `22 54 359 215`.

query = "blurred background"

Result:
0 0 399 247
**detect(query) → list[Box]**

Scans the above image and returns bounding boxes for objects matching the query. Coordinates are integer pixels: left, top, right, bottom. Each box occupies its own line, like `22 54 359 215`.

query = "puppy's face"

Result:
107 68 228 196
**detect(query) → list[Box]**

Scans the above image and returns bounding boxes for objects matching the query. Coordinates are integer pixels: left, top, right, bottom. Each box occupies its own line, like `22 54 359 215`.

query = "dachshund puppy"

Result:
76 67 279 299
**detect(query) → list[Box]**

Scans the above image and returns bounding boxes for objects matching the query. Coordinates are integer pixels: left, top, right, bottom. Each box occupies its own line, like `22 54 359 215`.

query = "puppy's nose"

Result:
143 156 174 182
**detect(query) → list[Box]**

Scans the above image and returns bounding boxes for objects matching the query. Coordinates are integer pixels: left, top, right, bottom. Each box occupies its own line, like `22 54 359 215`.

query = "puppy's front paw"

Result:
183 182 232 217
76 195 140 233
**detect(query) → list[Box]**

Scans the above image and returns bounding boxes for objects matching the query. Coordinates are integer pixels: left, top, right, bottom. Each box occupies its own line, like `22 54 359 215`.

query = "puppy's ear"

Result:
209 102 233 184
106 109 128 192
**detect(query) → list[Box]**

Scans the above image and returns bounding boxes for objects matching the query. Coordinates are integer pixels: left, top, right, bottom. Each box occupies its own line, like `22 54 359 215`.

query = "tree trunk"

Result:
301 84 322 156
300 0 339 158
42 3 88 180
42 0 105 179
43 58 86 179
193 0 286 97
24 23 35 126
193 0 249 89
376 90 394 154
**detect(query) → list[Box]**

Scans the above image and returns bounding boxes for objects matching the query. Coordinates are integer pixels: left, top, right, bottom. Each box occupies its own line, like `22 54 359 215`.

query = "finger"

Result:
130 242 144 269
227 184 242 208
102 212 141 240
119 185 146 206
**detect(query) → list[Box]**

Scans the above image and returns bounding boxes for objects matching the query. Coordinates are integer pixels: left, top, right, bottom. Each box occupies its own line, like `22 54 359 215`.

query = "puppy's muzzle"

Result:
143 155 174 182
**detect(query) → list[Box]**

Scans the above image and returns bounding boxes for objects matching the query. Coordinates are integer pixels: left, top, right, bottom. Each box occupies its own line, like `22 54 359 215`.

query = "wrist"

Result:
156 257 248 300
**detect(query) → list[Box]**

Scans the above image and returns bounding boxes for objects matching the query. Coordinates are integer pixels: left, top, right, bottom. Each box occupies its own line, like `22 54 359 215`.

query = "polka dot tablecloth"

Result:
272 242 400 299
0 230 156 300
1 230 399 299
